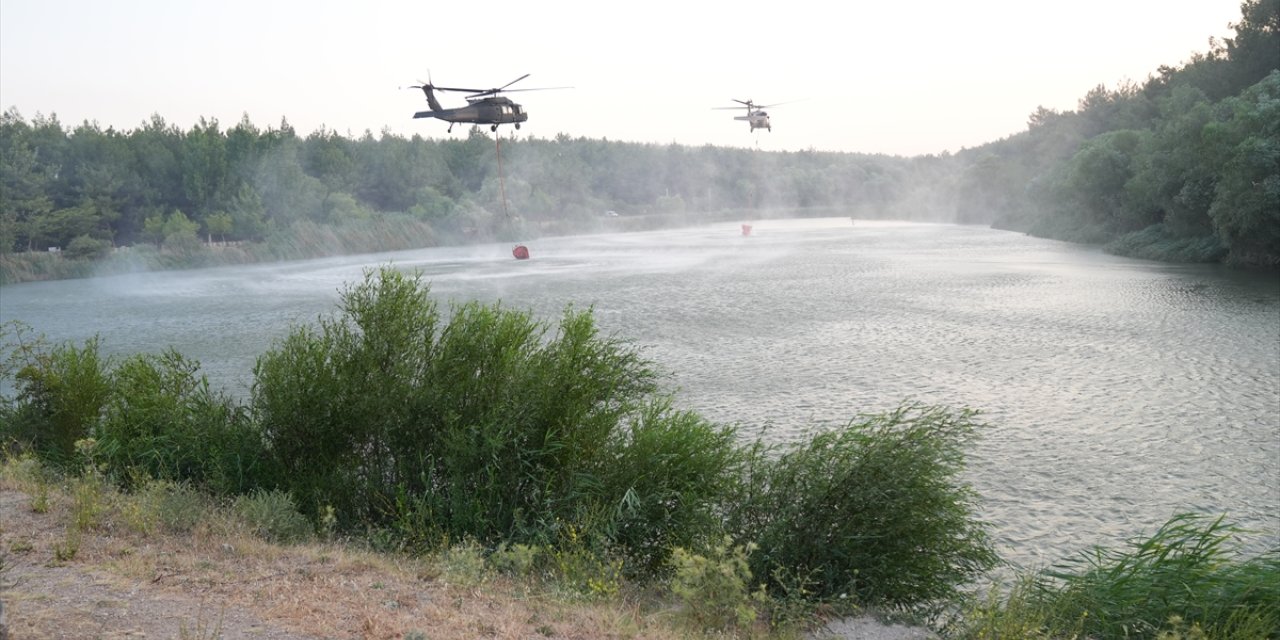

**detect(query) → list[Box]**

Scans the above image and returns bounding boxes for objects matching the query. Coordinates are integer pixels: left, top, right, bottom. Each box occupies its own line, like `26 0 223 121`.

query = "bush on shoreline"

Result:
727 405 997 607
1 265 995 612
950 514 1280 639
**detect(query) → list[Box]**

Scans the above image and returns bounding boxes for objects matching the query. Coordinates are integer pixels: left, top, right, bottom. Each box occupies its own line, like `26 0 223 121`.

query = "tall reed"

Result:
1030 513 1280 639
725 404 997 606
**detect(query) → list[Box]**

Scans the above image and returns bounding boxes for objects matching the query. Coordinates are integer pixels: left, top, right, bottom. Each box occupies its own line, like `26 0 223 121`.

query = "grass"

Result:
7 420 1274 639
948 514 1280 639
177 604 225 640
1105 224 1229 263
0 455 805 639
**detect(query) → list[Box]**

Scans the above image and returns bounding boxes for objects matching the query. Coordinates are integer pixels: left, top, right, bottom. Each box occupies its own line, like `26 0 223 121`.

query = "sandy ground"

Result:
810 617 938 640
1 487 935 640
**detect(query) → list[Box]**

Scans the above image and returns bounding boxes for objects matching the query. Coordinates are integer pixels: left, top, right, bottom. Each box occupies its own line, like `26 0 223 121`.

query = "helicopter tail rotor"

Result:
408 80 445 112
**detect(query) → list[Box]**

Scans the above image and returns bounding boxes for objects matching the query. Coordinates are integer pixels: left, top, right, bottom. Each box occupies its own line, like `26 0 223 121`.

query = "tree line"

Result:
949 0 1279 268
1 0 1276 277
0 108 939 262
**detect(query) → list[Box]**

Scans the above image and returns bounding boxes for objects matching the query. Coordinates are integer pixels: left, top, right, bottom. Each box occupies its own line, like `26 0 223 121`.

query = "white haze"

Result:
0 0 1244 156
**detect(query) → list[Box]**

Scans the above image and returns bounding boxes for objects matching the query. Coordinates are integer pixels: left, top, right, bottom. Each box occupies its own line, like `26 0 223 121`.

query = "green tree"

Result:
0 212 18 254
1049 130 1145 233
36 204 100 250
1127 85 1219 237
255 138 324 223
225 184 267 241
127 114 185 241
1207 71 1280 266
142 214 166 248
161 209 201 254
64 234 110 260
205 212 233 244
303 128 357 215
0 109 60 251
440 127 493 194
181 117 229 218
1221 0 1280 94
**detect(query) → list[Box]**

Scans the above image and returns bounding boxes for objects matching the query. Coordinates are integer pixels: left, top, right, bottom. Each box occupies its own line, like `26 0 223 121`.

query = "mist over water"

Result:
3 218 1277 570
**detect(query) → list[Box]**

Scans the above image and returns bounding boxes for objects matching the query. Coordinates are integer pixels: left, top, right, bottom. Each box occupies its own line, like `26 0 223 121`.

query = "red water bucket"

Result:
512 244 530 260
741 224 753 236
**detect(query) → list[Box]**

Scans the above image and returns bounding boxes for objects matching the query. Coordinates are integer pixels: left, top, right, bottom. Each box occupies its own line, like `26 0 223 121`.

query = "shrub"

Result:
545 523 624 599
130 479 212 534
2 335 110 466
669 537 765 631
1105 224 1229 263
489 542 540 577
93 349 268 495
69 467 108 532
596 400 746 575
232 489 313 543
64 235 110 261
726 404 997 606
1024 514 1280 639
434 539 490 587
252 266 703 563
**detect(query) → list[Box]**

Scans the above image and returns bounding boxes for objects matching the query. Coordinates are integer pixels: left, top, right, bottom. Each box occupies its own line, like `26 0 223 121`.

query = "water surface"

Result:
3 218 1277 569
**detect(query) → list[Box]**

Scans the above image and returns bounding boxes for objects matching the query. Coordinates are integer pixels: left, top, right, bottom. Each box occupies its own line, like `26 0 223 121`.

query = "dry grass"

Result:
0 467 760 640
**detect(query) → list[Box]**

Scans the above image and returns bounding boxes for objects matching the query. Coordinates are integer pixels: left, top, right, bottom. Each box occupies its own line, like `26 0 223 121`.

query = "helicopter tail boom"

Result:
412 84 446 112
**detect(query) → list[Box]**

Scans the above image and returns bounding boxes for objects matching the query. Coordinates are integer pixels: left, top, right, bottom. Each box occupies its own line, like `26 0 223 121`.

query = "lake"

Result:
3 217 1277 570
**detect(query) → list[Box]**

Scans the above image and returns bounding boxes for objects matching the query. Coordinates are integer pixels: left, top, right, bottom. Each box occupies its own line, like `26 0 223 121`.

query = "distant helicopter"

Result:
713 99 798 132
409 74 569 132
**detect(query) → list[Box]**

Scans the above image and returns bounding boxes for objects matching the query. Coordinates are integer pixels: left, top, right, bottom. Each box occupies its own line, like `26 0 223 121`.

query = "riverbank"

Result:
0 215 450 286
0 484 938 640
0 207 870 286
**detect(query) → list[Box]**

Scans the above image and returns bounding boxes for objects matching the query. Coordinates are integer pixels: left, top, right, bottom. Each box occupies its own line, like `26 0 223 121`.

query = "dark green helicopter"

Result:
410 74 569 132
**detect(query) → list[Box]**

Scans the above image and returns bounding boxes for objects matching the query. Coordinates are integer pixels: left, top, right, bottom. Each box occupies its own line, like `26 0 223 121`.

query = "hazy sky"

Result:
0 0 1245 156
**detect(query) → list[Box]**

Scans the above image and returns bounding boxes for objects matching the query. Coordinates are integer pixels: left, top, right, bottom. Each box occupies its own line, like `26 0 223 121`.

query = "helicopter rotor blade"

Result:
757 99 805 109
458 74 533 98
411 74 572 99
494 86 573 93
464 86 573 99
432 85 492 93
714 100 758 110
498 73 531 91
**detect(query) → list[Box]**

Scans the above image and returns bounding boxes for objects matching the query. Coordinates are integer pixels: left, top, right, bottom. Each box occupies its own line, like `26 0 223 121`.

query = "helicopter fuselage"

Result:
413 86 527 131
735 110 771 132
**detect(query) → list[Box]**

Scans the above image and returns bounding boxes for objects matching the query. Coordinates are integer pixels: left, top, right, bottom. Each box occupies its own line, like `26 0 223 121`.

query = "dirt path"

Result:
1 487 936 640
1 490 315 639
0 487 693 639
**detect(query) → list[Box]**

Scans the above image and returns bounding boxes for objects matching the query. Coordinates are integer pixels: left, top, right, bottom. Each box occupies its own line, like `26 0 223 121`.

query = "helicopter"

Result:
410 74 568 132
713 99 796 132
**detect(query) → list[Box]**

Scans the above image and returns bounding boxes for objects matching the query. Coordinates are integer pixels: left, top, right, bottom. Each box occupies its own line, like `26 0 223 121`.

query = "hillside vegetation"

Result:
2 1 1275 283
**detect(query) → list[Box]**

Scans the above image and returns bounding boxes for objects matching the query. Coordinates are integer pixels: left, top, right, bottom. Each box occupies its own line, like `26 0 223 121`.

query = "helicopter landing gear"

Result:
491 124 499 132
515 123 521 130
447 123 455 133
